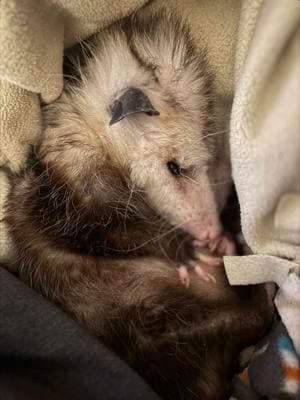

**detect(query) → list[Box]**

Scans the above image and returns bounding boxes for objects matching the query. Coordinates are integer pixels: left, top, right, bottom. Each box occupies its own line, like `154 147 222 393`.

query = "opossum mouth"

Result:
181 217 222 242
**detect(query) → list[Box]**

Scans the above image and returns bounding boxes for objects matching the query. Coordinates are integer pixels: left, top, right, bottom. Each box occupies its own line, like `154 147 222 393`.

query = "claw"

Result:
194 265 216 283
178 265 190 288
177 260 217 286
208 237 220 252
177 234 226 287
208 233 237 256
223 238 236 256
197 253 222 266
192 239 209 248
193 240 223 265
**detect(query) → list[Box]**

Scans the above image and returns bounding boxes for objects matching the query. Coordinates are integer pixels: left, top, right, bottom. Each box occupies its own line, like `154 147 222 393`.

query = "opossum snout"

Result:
182 212 222 241
175 173 223 241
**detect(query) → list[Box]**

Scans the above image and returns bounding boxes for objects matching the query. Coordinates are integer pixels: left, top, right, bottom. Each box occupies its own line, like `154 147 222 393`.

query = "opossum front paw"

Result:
177 262 217 288
208 232 236 256
176 239 223 287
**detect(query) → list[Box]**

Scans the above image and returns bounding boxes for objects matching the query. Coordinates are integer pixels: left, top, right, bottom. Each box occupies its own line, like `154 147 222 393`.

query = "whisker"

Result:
174 234 190 263
181 173 232 188
123 184 135 233
200 129 229 142
103 204 215 254
105 220 188 253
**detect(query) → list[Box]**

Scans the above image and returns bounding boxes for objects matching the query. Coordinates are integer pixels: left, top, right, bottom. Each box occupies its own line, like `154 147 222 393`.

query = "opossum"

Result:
5 10 272 400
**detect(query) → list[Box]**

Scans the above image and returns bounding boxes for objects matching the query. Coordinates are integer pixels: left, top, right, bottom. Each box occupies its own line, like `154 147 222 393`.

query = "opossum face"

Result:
42 82 224 246
44 13 229 242
109 90 223 242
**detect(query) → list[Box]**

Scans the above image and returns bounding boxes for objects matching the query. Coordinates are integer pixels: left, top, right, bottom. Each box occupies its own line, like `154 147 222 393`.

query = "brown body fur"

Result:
5 10 272 400
6 155 272 400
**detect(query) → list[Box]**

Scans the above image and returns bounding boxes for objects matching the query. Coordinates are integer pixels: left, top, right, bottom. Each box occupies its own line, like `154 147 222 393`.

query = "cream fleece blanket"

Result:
223 0 300 353
0 0 299 347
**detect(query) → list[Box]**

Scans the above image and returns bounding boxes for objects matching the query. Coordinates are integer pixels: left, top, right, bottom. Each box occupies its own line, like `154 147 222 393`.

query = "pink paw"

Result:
177 239 223 288
178 263 217 288
208 232 236 256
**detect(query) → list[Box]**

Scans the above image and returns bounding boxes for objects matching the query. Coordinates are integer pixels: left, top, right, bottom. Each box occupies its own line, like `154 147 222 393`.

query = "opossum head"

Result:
108 86 222 242
42 11 226 241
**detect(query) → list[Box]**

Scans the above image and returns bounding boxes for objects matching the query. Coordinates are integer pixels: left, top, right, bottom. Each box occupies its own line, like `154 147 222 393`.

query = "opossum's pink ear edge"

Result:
109 87 159 126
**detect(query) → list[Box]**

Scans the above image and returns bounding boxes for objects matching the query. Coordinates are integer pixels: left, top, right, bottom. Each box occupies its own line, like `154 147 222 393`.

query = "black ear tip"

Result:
109 101 123 125
109 87 159 126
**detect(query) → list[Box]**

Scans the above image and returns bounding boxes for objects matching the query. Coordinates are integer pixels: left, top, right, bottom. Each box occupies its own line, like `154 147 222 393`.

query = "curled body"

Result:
5 10 272 400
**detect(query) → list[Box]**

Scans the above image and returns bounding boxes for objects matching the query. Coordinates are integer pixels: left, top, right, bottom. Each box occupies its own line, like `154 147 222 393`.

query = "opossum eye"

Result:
167 161 181 176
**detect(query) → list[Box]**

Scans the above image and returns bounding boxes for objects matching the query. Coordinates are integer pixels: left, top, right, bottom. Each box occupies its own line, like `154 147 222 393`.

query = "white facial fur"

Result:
42 12 230 241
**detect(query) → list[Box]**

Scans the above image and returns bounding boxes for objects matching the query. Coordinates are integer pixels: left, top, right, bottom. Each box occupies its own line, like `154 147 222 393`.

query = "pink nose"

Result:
183 214 222 241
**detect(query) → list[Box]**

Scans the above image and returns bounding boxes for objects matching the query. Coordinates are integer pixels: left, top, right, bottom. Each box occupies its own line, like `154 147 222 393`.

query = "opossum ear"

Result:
109 87 159 125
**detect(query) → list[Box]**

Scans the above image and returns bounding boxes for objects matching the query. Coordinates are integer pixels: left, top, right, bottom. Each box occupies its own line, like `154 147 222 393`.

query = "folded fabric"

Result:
227 0 300 261
0 267 160 400
233 320 300 399
224 3 300 396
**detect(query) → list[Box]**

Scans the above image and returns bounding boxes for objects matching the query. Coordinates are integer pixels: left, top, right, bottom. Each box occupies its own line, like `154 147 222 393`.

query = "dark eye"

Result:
167 161 181 176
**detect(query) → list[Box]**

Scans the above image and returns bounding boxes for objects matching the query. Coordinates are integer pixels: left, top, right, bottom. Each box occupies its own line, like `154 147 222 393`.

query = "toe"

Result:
193 239 209 248
208 237 221 252
178 265 190 288
223 238 236 256
198 253 223 266
194 265 216 283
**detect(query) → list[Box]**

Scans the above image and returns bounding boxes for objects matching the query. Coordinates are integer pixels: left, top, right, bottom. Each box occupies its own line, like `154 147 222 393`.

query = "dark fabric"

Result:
232 320 300 400
0 267 160 400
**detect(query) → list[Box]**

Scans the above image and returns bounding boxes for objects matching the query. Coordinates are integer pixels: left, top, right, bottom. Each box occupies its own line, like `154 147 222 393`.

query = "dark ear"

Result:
109 87 159 125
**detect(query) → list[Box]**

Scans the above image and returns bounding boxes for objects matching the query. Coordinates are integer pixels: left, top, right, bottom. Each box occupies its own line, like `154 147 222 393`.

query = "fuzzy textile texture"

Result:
0 0 300 398
0 267 160 400
223 4 300 398
233 321 300 399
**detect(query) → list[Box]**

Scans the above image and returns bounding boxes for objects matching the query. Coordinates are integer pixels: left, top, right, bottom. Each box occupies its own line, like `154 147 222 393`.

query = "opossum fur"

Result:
5 10 272 400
